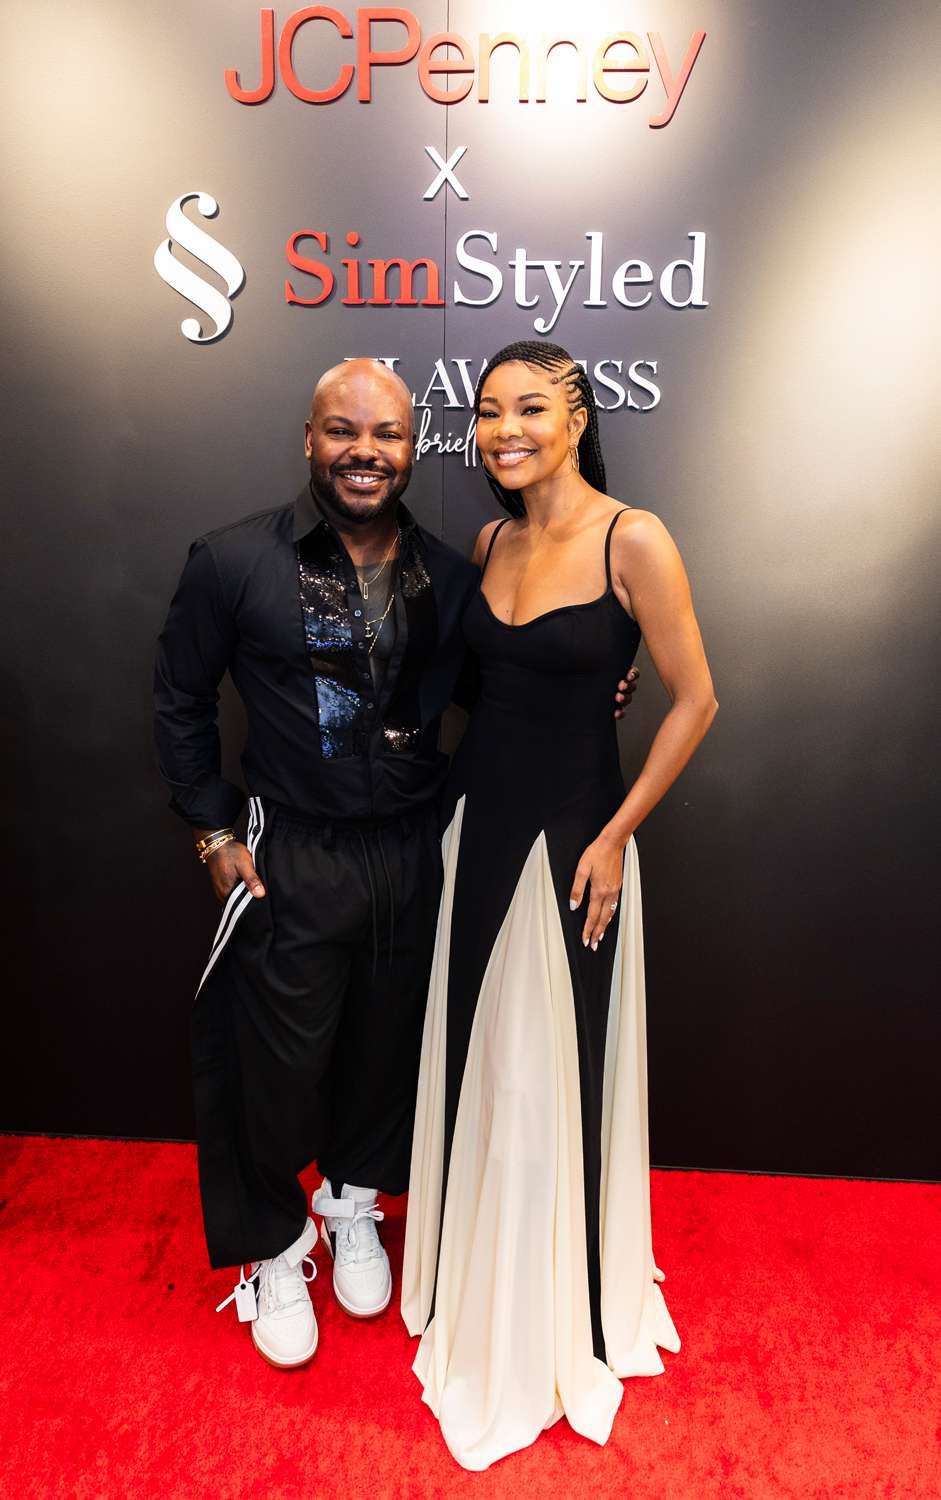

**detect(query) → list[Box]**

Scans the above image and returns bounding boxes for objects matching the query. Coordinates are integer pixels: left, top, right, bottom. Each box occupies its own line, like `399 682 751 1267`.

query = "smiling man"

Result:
154 359 480 1369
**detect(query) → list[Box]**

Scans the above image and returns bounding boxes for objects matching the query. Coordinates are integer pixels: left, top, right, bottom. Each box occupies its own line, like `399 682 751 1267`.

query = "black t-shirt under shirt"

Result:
355 558 399 695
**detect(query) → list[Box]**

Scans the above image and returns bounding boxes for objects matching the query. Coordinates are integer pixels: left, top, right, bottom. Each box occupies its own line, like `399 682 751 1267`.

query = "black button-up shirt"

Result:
154 486 479 829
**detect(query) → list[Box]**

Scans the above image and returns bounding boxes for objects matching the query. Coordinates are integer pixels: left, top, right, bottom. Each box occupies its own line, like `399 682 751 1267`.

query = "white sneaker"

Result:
216 1216 319 1369
312 1180 392 1318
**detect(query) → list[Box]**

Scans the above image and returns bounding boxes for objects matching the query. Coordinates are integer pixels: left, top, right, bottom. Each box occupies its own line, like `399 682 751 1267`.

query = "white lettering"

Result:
453 230 502 306
586 231 606 307
534 258 585 334
416 359 463 408
659 232 708 308
510 249 540 310
452 356 488 406
612 259 653 308
627 359 661 410
593 359 626 411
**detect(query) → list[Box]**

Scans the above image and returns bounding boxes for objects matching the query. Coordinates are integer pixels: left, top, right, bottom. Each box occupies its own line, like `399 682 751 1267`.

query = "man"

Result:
155 359 637 1369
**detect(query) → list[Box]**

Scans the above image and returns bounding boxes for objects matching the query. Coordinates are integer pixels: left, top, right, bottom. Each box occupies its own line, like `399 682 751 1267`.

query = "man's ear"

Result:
304 420 313 459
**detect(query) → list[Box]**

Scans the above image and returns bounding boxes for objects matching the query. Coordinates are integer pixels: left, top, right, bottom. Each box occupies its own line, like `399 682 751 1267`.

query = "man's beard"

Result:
309 458 412 526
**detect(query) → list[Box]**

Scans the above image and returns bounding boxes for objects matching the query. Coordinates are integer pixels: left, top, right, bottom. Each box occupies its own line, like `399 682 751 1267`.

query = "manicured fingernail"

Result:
583 937 589 947
569 899 577 910
591 940 598 952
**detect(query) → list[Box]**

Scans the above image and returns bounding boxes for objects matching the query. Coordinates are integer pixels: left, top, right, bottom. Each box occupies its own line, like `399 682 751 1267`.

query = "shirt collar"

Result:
292 481 419 544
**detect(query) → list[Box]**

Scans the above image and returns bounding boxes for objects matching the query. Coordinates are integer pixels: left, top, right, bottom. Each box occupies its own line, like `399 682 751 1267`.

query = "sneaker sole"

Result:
319 1219 392 1319
251 1324 319 1370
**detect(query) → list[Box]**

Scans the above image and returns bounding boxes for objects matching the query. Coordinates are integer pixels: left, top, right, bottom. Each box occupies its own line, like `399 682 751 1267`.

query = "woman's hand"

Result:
569 831 625 950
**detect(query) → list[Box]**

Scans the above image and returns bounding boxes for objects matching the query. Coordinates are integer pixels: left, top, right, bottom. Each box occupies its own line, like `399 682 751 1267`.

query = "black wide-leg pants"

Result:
191 796 443 1270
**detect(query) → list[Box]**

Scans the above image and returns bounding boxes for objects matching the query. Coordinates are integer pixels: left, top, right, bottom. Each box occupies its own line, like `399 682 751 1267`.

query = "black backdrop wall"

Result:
3 0 939 1179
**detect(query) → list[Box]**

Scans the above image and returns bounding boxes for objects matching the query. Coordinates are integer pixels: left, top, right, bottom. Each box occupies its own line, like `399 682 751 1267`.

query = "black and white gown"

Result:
401 513 680 1470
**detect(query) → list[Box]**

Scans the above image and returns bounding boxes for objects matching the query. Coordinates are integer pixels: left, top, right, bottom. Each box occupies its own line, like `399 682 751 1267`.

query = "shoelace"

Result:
259 1252 317 1312
216 1254 316 1318
336 1205 385 1264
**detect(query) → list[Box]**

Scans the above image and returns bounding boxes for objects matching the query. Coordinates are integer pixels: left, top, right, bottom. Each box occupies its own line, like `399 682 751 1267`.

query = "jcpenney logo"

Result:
227 10 706 126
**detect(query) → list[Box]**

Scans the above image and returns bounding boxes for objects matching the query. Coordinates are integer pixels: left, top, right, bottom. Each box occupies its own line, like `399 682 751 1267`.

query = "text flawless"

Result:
286 230 708 336
227 9 706 126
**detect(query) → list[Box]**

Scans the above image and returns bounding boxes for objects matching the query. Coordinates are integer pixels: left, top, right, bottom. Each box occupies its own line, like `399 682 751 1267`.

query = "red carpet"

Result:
0 1138 938 1499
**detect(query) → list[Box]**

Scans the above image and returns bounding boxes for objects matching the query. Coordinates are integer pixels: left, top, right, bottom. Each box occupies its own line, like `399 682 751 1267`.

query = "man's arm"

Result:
154 537 247 833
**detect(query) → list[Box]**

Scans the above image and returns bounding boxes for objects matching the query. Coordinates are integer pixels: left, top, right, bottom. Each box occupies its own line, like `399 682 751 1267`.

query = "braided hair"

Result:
473 340 607 517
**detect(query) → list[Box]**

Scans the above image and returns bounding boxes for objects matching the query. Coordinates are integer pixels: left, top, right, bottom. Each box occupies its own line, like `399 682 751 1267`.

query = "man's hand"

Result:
614 665 640 720
203 839 266 904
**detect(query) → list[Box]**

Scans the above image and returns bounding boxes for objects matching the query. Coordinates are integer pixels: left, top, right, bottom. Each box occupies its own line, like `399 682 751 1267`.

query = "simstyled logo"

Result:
154 191 245 343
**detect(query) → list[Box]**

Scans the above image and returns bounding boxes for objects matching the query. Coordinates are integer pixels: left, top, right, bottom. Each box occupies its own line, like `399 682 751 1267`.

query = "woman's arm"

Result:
570 509 718 947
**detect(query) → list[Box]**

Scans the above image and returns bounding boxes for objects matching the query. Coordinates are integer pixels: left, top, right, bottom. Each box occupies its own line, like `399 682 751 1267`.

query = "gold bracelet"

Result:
199 839 234 865
197 832 235 863
195 827 234 854
198 831 234 853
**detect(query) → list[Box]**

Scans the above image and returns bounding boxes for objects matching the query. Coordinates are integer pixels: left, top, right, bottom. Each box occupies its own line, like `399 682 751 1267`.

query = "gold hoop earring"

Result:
570 445 580 472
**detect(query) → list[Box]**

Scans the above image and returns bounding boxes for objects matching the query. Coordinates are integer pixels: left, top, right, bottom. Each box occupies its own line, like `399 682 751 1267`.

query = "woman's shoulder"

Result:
606 503 683 575
606 503 671 546
471 516 511 567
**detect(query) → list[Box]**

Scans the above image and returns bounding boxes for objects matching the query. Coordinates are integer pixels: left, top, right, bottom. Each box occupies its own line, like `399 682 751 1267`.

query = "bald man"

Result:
155 361 480 1368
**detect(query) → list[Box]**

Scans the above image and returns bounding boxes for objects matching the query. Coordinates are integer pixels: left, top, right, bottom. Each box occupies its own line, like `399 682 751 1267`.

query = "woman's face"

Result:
475 362 586 492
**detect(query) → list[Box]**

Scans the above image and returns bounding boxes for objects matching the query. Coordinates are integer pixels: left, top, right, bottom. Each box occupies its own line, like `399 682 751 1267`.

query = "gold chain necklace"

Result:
359 527 401 601
365 591 396 653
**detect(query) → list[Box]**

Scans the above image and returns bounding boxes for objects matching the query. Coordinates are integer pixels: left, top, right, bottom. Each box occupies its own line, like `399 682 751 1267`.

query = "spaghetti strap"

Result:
481 518 510 576
603 508 629 589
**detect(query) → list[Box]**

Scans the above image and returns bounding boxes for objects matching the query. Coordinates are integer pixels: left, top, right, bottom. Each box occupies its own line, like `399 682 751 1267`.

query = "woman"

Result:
401 340 717 1470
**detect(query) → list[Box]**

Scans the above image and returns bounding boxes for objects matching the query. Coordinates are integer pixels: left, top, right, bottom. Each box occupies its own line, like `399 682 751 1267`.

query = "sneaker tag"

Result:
234 1276 258 1322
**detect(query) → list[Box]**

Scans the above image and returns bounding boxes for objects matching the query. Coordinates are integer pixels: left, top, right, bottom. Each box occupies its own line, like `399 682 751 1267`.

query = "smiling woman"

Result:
474 341 608 524
402 338 717 1470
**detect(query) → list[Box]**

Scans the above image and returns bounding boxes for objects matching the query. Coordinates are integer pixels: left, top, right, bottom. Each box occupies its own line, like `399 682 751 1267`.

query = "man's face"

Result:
305 366 414 527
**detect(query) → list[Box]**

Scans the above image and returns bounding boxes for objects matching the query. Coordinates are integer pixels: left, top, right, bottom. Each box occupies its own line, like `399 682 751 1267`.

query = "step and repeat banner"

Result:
3 0 938 1177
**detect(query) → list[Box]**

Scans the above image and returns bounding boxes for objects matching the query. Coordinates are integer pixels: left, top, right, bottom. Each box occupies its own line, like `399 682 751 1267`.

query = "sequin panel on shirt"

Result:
381 539 435 753
298 548 360 759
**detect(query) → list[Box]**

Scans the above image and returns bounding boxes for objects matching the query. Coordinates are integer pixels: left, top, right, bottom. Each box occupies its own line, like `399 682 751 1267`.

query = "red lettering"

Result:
341 231 365 304
418 32 475 105
535 37 587 104
647 30 707 128
279 7 355 104
368 257 443 306
285 231 334 305
478 33 530 103
356 7 421 102
225 7 275 103
592 33 649 105
228 9 704 124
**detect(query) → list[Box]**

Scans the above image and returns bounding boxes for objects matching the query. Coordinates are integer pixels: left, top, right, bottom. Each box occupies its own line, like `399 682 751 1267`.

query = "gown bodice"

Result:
448 512 642 818
463 578 641 736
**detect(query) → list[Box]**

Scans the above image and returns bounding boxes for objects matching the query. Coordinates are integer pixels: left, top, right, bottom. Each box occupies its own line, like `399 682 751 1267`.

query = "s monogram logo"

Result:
154 192 245 343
